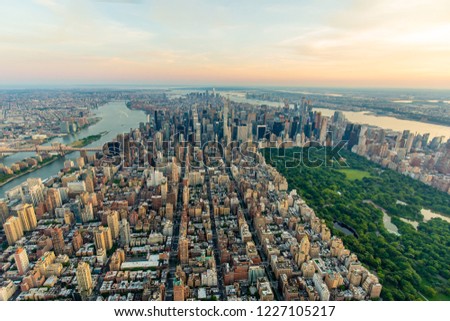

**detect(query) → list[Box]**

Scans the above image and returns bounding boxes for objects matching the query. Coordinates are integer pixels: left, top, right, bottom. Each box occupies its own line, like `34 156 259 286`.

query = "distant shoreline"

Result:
0 125 107 192
0 156 61 188
312 105 450 128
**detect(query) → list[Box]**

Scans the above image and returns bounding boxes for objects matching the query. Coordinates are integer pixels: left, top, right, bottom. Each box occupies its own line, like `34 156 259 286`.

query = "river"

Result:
223 91 450 139
0 101 146 197
315 108 450 139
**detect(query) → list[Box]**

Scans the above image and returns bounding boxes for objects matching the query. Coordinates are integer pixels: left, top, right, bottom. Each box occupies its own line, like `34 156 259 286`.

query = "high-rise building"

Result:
51 228 65 255
161 178 168 201
195 121 201 146
179 237 189 264
173 279 187 301
34 251 56 276
26 178 45 206
94 226 113 252
271 119 284 137
289 117 299 139
182 185 189 206
64 211 75 225
257 125 267 141
237 124 250 143
109 249 125 271
14 247 29 275
319 117 328 144
3 216 24 245
422 133 430 148
15 203 37 232
76 157 85 169
46 188 62 215
0 200 9 224
223 99 230 143
119 219 131 247
76 261 93 297
107 211 120 239
333 111 345 124
84 175 94 193
72 230 83 252
81 202 94 223
0 280 17 301
405 133 415 154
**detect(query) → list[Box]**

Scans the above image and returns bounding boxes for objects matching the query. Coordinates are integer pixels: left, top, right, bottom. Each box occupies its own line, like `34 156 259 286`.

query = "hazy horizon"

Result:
1 84 450 94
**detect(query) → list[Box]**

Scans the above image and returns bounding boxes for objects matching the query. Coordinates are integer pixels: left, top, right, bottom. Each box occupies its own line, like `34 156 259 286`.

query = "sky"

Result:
1 0 450 88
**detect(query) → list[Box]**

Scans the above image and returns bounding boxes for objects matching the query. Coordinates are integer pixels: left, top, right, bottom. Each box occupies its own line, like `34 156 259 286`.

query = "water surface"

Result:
0 101 146 197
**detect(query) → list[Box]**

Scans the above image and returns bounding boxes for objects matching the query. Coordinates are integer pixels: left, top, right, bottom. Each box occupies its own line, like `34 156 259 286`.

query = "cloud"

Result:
3 0 450 87
271 0 450 82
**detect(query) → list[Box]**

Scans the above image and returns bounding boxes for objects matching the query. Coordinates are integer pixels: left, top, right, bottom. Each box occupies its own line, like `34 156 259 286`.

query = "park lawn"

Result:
429 292 450 301
337 168 372 181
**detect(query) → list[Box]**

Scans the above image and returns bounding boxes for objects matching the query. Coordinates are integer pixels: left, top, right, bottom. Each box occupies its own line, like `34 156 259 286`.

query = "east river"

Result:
0 101 146 197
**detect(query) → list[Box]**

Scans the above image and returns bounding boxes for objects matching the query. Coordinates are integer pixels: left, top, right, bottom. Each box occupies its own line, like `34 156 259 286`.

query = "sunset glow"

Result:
1 0 450 88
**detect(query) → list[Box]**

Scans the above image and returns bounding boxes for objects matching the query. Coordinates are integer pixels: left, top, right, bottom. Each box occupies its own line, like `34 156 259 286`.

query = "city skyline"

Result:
2 0 450 89
1 89 449 302
1 0 449 316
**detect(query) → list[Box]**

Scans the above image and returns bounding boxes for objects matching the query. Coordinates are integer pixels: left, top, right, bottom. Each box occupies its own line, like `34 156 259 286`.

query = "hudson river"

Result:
225 92 450 139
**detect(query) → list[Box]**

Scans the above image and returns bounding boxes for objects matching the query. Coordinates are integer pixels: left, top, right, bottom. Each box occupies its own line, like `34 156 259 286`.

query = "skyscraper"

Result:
14 247 29 275
179 237 189 264
72 230 83 252
51 228 65 256
15 203 37 232
76 261 93 297
94 226 113 252
3 216 24 245
82 202 94 223
223 99 229 143
119 219 131 247
406 132 415 154
422 133 430 148
161 178 168 201
84 175 94 193
257 125 267 141
46 188 62 215
26 178 45 206
107 211 120 239
0 200 9 224
173 280 186 301
319 117 328 145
